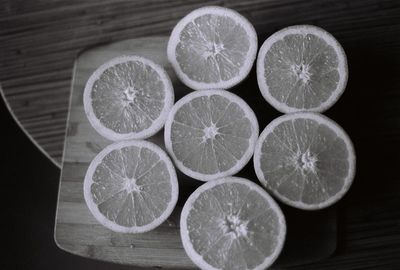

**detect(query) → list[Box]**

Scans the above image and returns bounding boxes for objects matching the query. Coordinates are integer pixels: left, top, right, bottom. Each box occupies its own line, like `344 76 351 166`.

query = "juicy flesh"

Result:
264 33 340 109
91 61 165 134
186 182 281 270
260 118 350 205
176 14 250 83
171 95 252 174
90 145 172 227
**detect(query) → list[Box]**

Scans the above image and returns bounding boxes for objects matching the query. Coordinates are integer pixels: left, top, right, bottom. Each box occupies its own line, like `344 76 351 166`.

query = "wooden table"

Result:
1 0 400 269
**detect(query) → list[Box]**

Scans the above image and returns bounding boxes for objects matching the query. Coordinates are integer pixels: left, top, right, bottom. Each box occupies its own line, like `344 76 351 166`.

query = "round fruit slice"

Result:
164 90 259 181
83 55 174 141
168 6 258 91
181 177 286 270
254 112 356 210
257 25 348 113
83 140 178 233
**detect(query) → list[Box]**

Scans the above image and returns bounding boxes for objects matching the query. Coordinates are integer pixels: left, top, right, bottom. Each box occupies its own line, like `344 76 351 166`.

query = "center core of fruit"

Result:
124 177 142 193
203 42 224 58
203 124 218 140
222 214 248 238
296 150 317 173
123 86 138 102
292 63 311 83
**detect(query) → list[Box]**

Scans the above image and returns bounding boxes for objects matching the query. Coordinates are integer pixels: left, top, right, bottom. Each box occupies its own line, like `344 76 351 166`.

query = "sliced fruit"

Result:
257 25 348 113
180 177 286 270
168 6 258 90
83 140 178 233
83 55 174 141
164 90 259 181
254 112 356 210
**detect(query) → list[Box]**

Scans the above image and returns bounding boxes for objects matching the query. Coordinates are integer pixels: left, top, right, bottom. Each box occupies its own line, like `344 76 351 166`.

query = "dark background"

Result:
1 0 400 269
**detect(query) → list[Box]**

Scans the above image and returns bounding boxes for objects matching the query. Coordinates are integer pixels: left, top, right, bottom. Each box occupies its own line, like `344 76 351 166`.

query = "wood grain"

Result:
55 37 191 269
55 36 337 268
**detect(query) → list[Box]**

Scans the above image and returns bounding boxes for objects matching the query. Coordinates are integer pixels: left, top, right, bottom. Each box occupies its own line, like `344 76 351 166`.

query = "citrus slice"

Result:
257 25 348 113
180 177 286 270
164 90 259 181
167 6 258 91
83 140 178 233
83 55 174 141
254 112 356 210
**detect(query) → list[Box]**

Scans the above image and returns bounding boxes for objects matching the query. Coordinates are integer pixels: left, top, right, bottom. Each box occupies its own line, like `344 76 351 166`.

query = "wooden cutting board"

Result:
54 36 337 269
